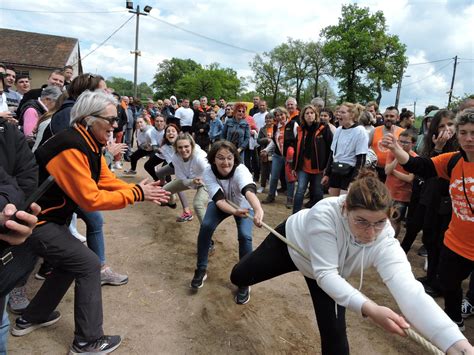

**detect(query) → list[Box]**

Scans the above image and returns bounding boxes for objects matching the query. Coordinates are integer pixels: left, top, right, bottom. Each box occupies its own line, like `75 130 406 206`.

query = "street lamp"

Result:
395 74 411 109
126 1 152 98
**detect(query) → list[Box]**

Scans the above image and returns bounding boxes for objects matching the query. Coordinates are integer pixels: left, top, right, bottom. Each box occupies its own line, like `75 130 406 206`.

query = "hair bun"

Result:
355 168 379 180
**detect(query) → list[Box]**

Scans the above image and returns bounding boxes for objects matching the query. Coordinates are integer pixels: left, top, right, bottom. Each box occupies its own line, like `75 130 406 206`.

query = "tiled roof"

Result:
0 28 78 69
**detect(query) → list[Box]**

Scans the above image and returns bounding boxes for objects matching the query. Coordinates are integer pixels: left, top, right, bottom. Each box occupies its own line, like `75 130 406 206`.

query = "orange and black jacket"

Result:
35 124 144 225
293 122 333 172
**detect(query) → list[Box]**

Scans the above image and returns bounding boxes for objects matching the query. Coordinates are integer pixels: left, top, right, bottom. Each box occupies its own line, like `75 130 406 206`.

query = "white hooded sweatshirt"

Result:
285 195 465 352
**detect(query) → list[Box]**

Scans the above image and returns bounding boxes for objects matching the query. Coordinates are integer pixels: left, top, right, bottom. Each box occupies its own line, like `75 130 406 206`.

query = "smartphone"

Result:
0 176 55 234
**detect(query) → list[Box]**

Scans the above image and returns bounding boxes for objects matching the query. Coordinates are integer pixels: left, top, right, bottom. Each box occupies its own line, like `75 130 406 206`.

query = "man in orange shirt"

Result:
285 97 300 124
370 106 403 182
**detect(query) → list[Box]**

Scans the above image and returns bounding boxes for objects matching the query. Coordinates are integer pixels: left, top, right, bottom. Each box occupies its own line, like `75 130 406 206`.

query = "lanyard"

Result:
462 167 474 214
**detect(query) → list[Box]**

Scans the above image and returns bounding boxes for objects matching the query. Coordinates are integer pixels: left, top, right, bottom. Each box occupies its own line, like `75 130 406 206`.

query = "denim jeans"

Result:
76 209 106 265
196 201 253 270
0 296 8 355
293 171 323 213
268 154 285 196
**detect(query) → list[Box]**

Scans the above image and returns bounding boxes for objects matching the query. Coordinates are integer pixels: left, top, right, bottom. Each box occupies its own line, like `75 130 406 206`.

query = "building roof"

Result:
0 28 78 69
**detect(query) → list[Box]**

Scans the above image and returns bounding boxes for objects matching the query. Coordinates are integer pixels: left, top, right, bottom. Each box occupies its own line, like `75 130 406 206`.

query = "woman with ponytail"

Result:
231 169 471 355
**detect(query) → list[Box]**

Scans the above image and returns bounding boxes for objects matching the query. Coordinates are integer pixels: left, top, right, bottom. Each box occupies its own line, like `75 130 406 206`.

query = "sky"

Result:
1 0 473 114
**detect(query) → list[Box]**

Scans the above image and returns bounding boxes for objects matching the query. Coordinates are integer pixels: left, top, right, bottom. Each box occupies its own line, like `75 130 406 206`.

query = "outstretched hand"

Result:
139 179 171 204
362 301 410 337
380 133 400 151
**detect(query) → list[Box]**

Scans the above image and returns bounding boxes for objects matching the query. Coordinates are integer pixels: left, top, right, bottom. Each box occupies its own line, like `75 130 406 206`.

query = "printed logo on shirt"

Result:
450 177 474 222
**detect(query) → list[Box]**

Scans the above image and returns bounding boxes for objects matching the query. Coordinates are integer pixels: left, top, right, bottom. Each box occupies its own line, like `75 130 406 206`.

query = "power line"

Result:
147 14 258 54
458 58 474 61
402 60 453 88
71 14 135 66
407 58 452 66
0 7 127 14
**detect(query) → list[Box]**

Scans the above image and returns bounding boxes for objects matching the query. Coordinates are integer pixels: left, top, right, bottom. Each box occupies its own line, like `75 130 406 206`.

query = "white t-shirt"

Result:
285 195 464 352
157 144 174 163
252 111 268 131
203 164 255 209
174 107 194 127
171 146 209 188
136 126 158 150
0 93 8 112
330 125 368 166
150 128 164 147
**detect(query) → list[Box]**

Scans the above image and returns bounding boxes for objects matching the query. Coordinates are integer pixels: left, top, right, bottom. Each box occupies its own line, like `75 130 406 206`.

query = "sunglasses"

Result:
94 115 119 125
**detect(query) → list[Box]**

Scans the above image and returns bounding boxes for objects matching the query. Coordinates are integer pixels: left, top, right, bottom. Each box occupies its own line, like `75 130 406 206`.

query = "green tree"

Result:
306 41 331 98
106 77 134 97
275 38 313 104
321 4 407 103
249 51 285 107
152 58 201 99
175 63 241 100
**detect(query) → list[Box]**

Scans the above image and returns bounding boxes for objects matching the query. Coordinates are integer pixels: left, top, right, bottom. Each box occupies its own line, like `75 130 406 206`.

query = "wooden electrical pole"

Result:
448 56 458 107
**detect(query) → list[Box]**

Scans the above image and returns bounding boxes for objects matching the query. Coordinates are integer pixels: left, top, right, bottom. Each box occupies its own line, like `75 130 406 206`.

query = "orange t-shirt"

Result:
385 151 417 202
432 152 474 260
372 126 403 167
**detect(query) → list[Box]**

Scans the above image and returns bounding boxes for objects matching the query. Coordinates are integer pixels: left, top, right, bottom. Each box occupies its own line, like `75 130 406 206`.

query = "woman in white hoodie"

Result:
231 169 472 355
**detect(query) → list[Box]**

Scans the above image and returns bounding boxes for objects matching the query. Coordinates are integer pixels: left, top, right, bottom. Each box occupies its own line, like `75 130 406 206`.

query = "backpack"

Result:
447 152 463 178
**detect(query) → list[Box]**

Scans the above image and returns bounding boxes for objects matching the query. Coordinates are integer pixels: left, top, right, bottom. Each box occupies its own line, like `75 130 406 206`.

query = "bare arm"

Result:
385 158 398 175
392 170 415 183
381 134 410 164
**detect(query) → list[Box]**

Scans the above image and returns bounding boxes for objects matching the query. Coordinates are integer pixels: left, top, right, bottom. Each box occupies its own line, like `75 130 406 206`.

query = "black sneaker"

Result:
35 262 54 280
69 335 122 354
417 245 428 257
235 286 251 305
190 268 207 289
11 311 61 336
455 320 465 332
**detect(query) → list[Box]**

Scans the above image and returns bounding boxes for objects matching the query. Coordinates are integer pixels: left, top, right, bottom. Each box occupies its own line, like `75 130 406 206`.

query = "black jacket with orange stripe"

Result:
35 124 144 225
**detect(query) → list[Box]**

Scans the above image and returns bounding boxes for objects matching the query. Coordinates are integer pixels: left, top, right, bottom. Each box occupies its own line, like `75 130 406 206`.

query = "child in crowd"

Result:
194 111 210 152
384 129 417 237
209 110 223 144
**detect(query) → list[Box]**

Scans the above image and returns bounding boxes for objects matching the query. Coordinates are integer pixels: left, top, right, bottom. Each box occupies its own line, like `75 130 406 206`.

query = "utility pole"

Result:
448 55 458 107
323 86 327 107
395 72 410 109
127 3 152 98
413 99 416 118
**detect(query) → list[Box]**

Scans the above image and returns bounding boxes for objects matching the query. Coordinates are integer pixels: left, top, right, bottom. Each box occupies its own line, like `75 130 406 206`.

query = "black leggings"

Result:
230 222 349 355
130 149 152 171
143 154 164 181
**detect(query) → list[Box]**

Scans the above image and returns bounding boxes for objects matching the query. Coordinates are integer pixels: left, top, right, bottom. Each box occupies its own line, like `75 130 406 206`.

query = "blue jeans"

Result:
0 296 8 355
268 154 295 200
293 171 323 213
197 202 253 270
76 209 106 265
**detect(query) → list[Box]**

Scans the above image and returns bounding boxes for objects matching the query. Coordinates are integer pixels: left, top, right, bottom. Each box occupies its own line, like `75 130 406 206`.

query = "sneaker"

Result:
455 319 465 332
262 195 275 204
114 162 123 170
123 169 137 175
257 186 264 194
8 286 29 314
417 245 428 257
11 311 61 336
235 286 251 305
69 335 122 354
176 211 193 222
285 198 294 209
462 298 474 319
101 267 129 286
423 257 428 272
35 262 53 280
190 268 207 289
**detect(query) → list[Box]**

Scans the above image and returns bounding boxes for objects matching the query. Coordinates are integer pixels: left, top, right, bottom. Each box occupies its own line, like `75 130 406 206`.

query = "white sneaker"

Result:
423 257 428 272
114 162 123 170
257 187 264 193
69 214 86 243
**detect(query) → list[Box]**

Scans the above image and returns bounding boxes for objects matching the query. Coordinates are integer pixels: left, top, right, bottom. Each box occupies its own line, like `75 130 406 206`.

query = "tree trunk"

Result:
375 80 382 106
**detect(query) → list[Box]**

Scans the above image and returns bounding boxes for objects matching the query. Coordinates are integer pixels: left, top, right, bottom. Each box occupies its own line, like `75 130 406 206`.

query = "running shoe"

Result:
35 262 53 280
69 335 122 354
8 286 29 314
176 211 193 222
235 286 251 305
190 268 207 289
461 298 474 319
11 311 61 336
123 169 137 175
101 267 129 286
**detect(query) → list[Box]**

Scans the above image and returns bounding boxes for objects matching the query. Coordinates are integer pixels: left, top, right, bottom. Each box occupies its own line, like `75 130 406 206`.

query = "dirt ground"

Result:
7 163 473 354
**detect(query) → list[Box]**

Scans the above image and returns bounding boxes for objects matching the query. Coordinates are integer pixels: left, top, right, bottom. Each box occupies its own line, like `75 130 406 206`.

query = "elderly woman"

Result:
19 85 62 139
10 90 169 354
221 102 250 161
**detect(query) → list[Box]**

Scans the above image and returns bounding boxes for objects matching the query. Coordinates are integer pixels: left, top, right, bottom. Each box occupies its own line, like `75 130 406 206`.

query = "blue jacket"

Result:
221 118 250 149
209 119 223 142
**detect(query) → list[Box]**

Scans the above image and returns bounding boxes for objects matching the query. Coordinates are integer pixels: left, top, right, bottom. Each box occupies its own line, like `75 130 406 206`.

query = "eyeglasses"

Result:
351 216 386 231
398 140 412 145
93 115 119 125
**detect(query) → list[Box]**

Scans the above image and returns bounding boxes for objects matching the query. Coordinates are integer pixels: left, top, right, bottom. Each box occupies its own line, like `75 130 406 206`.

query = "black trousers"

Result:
143 154 164 181
230 222 349 355
130 148 152 171
22 223 103 342
439 245 474 323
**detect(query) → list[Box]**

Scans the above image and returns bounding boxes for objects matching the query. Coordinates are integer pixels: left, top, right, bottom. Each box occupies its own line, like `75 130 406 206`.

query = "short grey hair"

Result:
70 90 117 127
310 97 324 108
285 97 297 106
41 85 62 100
192 100 200 106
